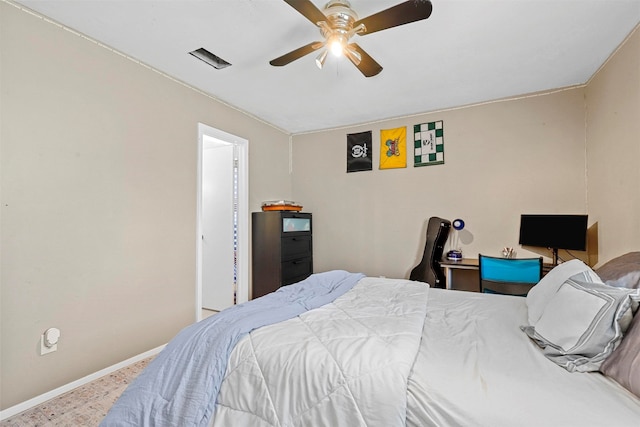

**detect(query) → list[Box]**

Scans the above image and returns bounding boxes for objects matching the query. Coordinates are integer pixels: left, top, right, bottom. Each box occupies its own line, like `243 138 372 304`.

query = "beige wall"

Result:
2 0 638 414
0 3 291 409
291 89 588 278
585 25 640 264
289 22 640 290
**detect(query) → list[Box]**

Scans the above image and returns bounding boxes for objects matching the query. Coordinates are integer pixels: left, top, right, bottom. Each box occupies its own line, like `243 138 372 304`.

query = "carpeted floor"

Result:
0 357 153 427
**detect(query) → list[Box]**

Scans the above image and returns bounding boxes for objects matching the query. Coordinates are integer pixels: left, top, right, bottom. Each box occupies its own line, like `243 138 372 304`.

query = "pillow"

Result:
526 259 600 326
601 311 640 398
595 252 640 289
521 277 640 372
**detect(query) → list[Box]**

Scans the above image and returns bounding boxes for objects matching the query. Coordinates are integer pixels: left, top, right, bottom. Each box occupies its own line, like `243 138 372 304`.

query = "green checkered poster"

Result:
414 121 444 167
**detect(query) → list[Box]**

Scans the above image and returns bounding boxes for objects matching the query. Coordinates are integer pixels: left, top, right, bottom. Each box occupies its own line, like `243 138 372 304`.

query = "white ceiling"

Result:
13 0 640 134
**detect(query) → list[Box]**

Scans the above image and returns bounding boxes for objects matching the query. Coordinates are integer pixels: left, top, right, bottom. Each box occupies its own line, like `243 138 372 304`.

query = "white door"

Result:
202 140 234 310
196 124 249 318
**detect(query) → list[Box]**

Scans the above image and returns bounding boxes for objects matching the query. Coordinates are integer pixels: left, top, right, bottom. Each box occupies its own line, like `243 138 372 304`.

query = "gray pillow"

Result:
522 276 640 372
600 311 640 398
595 252 640 289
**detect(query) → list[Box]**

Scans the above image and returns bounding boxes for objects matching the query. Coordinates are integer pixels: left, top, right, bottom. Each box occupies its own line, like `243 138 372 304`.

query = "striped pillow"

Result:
522 276 640 372
601 311 640 397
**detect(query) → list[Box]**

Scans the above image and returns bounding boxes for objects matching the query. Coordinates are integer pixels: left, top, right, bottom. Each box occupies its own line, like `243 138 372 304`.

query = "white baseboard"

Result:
0 344 165 421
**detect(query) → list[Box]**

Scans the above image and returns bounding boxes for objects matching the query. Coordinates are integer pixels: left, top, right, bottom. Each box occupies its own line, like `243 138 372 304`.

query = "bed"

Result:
101 254 640 426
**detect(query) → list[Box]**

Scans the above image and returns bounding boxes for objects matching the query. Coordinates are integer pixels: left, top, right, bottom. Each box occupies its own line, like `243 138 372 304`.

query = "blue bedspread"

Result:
100 270 364 427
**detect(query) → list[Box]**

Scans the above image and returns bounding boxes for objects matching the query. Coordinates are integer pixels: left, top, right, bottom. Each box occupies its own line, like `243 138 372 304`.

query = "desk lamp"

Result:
446 218 465 261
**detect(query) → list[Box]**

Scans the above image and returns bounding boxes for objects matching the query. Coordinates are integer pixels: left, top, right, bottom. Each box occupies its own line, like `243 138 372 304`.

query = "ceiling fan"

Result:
270 0 433 77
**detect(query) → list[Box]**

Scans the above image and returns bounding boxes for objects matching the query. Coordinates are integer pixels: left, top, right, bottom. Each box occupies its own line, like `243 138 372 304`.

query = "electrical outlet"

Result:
40 334 57 355
40 328 60 355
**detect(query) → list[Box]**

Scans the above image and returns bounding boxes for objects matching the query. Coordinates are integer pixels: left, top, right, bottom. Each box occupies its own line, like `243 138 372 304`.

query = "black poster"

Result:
346 131 372 173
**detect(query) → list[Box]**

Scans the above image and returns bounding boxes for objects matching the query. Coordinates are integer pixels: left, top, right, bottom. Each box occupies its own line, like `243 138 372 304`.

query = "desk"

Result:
440 258 553 292
440 259 480 292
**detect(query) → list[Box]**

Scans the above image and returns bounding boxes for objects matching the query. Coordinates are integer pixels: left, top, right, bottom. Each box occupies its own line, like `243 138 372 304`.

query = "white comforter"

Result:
209 279 640 426
210 277 428 426
407 288 640 427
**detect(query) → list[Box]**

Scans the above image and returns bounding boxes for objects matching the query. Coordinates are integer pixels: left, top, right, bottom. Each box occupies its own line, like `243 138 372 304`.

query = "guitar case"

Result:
409 217 451 288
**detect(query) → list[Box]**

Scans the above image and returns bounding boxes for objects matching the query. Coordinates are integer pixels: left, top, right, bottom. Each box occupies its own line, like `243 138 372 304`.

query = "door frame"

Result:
196 123 249 321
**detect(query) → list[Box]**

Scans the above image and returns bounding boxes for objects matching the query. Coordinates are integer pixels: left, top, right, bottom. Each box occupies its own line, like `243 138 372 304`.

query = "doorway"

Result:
196 123 248 320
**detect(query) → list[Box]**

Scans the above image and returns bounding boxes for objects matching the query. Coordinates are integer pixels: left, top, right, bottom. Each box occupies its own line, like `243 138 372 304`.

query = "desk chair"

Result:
478 255 543 296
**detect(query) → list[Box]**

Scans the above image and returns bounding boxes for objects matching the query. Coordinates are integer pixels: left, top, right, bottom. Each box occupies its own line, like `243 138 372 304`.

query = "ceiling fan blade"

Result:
354 0 433 35
347 43 383 77
283 0 327 26
270 42 323 66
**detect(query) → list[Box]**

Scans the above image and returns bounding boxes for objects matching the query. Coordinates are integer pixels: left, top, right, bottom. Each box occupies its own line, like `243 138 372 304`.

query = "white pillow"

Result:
521 277 640 372
526 259 600 325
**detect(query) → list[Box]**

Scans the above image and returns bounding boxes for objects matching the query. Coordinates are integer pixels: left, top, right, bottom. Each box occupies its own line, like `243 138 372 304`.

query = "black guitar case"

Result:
409 217 451 288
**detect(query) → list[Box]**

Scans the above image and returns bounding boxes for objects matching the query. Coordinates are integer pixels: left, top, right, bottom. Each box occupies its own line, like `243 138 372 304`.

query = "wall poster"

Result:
346 130 372 173
414 120 444 167
379 127 407 170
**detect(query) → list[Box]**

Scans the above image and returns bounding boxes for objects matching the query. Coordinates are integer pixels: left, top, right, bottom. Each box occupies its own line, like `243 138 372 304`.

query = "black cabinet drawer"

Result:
281 257 312 285
282 215 312 234
281 235 312 260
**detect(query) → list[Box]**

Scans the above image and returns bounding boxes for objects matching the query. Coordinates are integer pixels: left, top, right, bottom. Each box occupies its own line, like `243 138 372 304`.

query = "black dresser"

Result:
251 211 313 299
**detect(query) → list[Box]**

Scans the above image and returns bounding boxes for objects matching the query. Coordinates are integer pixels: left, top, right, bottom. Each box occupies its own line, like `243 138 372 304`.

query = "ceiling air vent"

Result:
189 48 231 69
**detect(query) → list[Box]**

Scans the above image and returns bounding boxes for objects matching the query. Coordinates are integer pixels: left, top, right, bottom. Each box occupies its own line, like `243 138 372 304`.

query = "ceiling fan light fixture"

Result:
330 40 343 57
270 0 433 78
315 50 328 69
329 35 346 57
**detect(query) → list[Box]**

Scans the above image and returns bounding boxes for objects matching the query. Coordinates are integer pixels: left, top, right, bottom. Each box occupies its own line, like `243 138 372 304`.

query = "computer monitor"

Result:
519 214 588 265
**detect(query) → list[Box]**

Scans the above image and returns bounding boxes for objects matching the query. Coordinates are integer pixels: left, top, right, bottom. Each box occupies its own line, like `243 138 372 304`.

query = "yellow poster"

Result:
379 127 407 169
